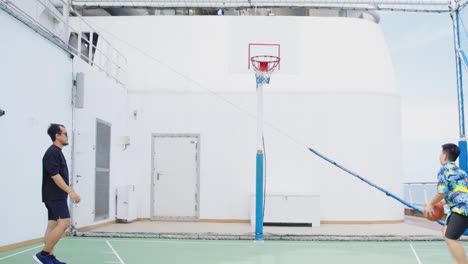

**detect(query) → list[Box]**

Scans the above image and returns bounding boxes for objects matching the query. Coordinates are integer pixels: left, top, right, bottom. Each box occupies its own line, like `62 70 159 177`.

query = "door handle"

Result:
157 172 163 180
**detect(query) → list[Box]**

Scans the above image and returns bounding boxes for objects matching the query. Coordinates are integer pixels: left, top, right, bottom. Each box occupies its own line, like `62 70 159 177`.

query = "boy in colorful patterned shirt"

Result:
424 143 468 264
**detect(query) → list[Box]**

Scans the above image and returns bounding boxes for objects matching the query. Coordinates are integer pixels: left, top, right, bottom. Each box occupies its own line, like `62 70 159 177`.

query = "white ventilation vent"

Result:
116 185 137 222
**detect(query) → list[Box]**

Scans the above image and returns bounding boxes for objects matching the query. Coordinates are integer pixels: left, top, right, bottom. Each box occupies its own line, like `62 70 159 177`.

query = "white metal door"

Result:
152 134 199 220
70 127 96 228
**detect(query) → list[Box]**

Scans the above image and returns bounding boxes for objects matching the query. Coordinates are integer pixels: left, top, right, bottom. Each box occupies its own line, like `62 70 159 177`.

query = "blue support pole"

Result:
460 140 468 171
452 4 468 171
255 152 264 241
252 57 279 241
254 80 265 241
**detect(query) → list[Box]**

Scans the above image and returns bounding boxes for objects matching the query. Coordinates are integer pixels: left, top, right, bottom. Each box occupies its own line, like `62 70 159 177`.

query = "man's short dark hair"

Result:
442 143 460 162
47 123 64 142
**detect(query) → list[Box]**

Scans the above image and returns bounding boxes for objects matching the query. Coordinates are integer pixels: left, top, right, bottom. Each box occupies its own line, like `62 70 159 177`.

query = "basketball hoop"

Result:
251 55 280 85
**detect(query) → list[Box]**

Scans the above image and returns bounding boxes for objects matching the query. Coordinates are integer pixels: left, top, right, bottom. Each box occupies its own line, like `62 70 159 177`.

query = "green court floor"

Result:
0 237 460 263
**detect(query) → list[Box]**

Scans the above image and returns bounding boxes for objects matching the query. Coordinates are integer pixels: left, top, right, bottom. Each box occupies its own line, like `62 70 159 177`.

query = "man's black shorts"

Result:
445 212 468 240
44 200 70 220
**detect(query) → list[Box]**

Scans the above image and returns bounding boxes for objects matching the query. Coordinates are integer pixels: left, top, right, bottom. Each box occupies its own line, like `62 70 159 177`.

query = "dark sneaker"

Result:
50 255 67 264
33 252 54 264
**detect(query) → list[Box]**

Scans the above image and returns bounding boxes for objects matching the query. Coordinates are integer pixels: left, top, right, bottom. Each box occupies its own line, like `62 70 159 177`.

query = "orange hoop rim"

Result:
251 55 280 73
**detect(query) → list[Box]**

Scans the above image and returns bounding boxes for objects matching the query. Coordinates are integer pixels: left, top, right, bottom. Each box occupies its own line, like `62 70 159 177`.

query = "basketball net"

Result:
251 55 280 85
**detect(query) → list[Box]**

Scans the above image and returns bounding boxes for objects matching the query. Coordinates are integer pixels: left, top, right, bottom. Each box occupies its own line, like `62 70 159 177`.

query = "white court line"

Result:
0 244 43 261
410 244 423 264
105 240 125 264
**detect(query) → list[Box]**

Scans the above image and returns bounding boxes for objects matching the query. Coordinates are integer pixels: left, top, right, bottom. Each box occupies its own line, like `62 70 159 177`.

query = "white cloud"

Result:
402 102 459 141
391 27 451 54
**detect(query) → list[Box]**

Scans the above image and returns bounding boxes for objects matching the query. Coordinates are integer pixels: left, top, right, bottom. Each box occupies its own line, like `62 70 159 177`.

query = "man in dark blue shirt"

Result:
34 124 80 264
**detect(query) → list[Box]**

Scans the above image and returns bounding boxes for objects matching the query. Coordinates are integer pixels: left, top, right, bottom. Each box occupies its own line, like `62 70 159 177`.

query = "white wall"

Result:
0 8 132 246
71 59 131 229
129 92 401 221
0 9 73 247
84 15 402 221
88 16 396 94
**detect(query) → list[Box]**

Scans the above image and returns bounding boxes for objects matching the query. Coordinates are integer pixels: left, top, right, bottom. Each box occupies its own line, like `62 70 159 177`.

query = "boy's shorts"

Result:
445 212 468 240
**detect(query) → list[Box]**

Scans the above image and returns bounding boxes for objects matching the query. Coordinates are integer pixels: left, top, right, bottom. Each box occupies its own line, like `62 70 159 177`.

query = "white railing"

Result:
71 0 452 7
67 24 128 87
71 0 456 13
0 0 127 87
403 182 437 210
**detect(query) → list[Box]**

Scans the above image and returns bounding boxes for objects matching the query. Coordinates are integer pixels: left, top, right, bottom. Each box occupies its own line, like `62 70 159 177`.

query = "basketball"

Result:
424 202 445 221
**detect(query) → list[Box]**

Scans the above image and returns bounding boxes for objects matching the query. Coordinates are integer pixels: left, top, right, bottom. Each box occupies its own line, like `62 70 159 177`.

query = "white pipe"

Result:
71 0 452 8
49 0 67 8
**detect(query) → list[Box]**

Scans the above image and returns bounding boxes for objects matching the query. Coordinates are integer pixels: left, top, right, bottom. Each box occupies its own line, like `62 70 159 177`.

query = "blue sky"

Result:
380 11 458 104
379 11 468 181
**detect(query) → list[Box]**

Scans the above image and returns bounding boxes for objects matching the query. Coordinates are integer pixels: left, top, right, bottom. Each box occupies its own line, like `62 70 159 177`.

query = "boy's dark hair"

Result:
47 123 64 142
442 143 460 162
